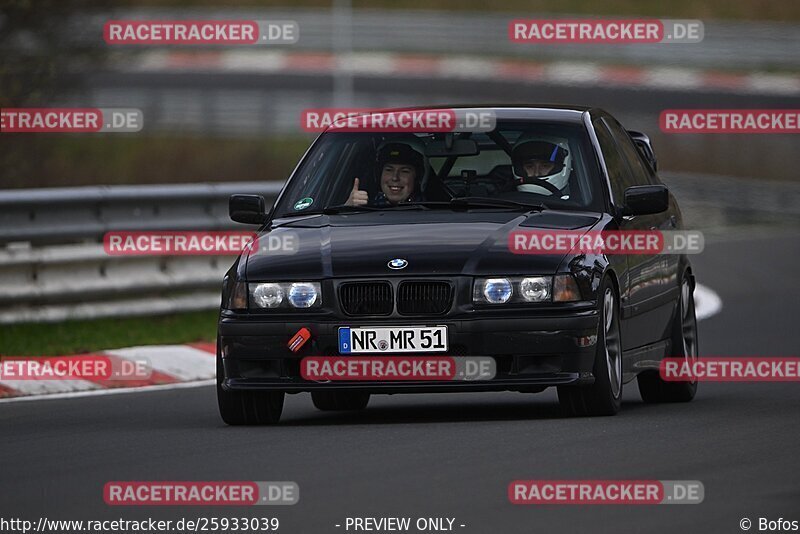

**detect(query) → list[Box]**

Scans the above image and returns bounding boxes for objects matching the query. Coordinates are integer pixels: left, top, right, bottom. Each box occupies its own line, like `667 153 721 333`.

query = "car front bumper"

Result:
218 308 600 393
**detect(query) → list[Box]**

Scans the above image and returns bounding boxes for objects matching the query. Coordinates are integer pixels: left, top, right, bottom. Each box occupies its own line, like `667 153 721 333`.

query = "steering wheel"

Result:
519 177 562 196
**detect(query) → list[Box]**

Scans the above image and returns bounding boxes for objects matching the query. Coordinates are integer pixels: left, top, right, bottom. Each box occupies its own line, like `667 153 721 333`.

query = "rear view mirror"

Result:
627 130 658 172
229 194 267 224
623 185 669 216
425 139 479 157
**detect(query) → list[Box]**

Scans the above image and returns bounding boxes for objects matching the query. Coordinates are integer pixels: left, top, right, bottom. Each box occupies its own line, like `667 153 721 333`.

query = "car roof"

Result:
329 105 597 126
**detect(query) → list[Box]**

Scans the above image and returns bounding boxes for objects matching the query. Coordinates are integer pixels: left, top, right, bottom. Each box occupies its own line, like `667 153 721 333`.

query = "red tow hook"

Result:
288 327 312 353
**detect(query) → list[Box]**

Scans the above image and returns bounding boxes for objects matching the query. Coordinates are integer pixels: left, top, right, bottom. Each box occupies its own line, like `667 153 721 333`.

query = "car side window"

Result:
592 118 635 207
603 117 657 187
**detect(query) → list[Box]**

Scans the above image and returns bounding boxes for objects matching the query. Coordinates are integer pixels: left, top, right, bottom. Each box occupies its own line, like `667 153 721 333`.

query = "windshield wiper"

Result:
448 197 547 211
381 203 430 210
322 204 382 215
315 198 543 215
324 203 430 214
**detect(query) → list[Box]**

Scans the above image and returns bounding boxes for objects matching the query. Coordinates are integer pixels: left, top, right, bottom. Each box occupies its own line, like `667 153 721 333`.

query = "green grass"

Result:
0 311 218 356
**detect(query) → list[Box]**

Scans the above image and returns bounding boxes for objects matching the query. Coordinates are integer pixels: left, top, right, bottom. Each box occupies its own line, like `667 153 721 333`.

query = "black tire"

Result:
217 347 284 425
311 391 371 411
638 273 699 403
557 277 623 416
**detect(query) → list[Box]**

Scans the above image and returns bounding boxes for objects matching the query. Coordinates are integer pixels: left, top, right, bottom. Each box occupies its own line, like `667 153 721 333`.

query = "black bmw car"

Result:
217 106 699 424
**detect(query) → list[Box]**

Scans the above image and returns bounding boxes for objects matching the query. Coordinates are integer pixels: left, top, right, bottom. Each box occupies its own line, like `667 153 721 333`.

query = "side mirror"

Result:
229 194 267 224
623 185 669 216
627 130 658 172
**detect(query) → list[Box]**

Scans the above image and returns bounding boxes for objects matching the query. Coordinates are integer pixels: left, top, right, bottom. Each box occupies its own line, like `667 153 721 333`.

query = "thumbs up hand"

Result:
345 177 369 206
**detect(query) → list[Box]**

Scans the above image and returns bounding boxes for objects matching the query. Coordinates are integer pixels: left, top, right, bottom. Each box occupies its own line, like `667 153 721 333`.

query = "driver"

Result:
511 136 570 196
345 142 425 207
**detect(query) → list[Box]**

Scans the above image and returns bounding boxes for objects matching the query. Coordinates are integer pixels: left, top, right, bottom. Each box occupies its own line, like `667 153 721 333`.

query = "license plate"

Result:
338 326 448 354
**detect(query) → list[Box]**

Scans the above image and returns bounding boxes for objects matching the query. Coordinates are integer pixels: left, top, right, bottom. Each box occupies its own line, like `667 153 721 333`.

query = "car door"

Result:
593 115 673 351
603 116 682 314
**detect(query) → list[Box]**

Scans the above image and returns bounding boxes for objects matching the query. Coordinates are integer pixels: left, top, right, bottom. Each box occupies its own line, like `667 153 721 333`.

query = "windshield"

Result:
273 120 604 218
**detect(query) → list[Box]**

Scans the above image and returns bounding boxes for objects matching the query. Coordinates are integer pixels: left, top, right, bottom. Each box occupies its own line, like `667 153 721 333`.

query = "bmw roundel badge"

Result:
388 258 408 270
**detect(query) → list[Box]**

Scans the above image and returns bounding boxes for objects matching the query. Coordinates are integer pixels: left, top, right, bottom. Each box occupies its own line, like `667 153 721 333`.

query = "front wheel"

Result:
217 348 284 425
557 277 623 416
638 274 699 403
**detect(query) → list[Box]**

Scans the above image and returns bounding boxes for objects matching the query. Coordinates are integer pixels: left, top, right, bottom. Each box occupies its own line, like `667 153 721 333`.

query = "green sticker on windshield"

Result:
294 197 314 211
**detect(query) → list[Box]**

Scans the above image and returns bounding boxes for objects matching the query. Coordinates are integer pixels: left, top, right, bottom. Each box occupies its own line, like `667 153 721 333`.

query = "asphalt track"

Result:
1 230 798 534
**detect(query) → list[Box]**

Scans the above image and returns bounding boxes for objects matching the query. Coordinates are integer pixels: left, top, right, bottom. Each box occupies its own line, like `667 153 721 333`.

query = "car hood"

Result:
246 210 601 280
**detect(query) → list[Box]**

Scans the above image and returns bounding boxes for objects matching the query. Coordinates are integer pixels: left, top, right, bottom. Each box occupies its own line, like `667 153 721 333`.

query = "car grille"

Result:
397 281 453 315
338 281 454 316
339 282 393 316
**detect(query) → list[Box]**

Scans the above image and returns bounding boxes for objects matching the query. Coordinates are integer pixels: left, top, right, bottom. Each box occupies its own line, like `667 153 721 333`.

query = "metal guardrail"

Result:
1 175 798 324
0 182 282 324
0 182 283 245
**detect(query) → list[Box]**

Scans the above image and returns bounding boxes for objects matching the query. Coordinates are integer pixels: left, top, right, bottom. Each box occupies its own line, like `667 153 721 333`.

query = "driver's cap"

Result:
376 142 425 179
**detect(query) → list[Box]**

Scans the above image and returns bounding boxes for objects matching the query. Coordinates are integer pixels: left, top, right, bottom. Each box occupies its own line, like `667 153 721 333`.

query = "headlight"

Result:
249 282 322 309
474 276 573 305
520 276 551 302
288 282 319 308
252 283 285 308
482 278 513 304
474 278 515 304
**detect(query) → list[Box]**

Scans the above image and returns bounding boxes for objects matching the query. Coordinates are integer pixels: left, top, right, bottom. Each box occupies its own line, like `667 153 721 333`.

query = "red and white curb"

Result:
0 285 721 403
132 50 800 96
0 342 216 403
